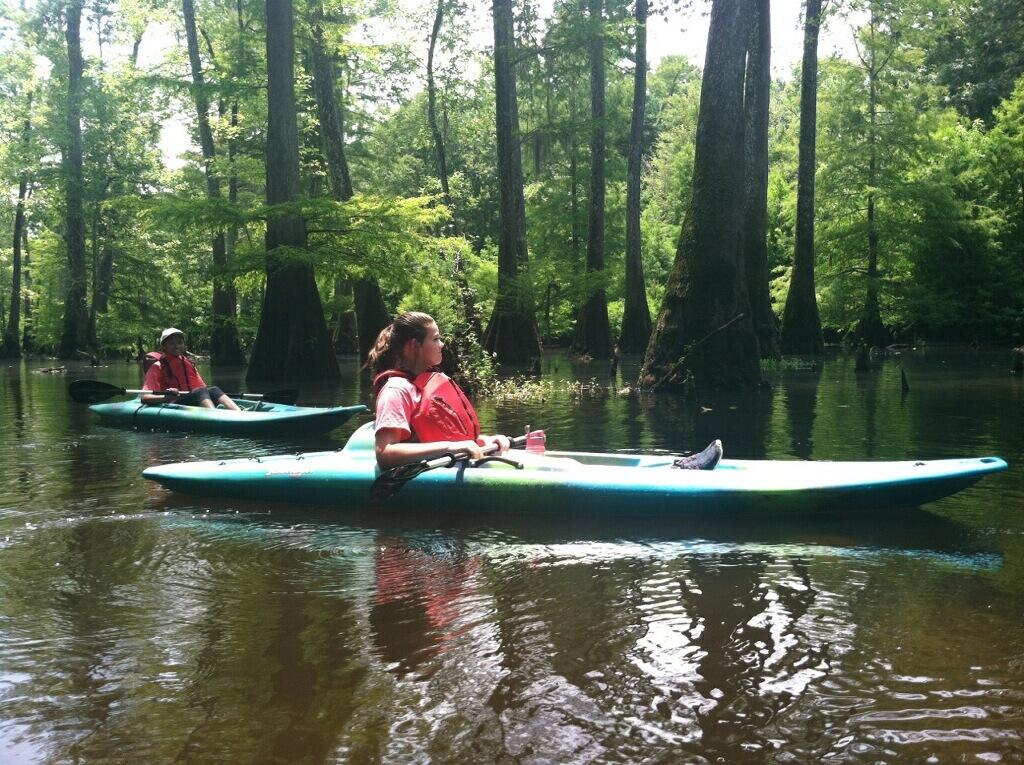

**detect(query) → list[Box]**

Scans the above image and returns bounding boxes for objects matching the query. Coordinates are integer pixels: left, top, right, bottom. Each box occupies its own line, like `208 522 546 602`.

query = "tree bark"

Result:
638 0 761 394
780 0 825 354
484 0 542 365
1 100 30 358
21 223 32 353
310 17 354 202
618 0 653 354
59 0 89 360
246 0 340 382
87 213 114 348
308 11 390 359
329 278 358 354
425 0 483 339
854 13 890 348
571 0 612 358
741 0 779 358
427 0 451 206
183 0 244 364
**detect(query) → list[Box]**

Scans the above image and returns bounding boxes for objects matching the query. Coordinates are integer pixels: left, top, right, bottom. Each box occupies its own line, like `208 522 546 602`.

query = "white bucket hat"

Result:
160 327 185 345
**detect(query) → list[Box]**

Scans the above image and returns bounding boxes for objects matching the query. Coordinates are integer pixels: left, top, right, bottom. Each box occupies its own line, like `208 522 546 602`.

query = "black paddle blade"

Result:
369 460 435 503
68 379 124 404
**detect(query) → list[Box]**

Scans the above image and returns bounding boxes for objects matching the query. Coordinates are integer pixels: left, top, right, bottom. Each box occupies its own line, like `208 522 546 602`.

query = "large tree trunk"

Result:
638 0 761 394
87 214 114 348
309 12 358 355
617 0 652 354
484 0 542 365
1 99 30 358
329 279 358 354
310 17 354 202
59 0 89 360
246 0 340 382
183 0 244 364
309 13 390 358
779 0 824 355
741 0 778 359
21 223 32 353
571 0 612 358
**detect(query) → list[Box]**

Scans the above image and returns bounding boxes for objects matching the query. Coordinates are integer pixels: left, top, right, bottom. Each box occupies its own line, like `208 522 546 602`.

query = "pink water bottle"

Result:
525 428 546 455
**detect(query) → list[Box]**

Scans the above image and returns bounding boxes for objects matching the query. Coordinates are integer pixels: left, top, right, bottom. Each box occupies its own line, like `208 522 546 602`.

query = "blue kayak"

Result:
142 423 1008 513
90 397 367 437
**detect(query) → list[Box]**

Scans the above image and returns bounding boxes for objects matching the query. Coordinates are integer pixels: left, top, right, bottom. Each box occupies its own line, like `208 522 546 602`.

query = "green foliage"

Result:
1 0 1023 363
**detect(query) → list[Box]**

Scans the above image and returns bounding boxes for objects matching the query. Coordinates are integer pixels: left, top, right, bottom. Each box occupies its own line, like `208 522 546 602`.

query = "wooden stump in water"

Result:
1012 347 1023 374
855 342 870 372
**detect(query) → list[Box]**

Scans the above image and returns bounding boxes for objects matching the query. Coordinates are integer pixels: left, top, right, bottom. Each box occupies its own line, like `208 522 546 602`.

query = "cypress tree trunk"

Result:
59 0 89 360
87 216 114 349
21 224 32 353
353 278 392 359
426 0 482 340
309 13 359 355
618 0 652 354
780 0 824 354
741 0 778 359
1 97 30 358
246 0 340 383
638 0 761 394
309 15 389 358
484 0 542 365
571 0 612 358
2 174 27 357
427 0 451 206
310 17 353 202
183 0 244 364
855 23 890 349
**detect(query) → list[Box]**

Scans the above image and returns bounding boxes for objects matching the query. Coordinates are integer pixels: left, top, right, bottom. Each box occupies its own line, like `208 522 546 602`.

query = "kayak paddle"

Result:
69 380 299 406
370 434 527 503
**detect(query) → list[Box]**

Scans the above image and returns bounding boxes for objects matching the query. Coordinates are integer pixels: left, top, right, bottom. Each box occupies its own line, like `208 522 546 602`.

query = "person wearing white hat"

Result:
141 328 240 410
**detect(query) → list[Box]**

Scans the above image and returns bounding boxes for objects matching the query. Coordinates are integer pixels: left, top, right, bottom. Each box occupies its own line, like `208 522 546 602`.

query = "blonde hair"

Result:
366 311 435 374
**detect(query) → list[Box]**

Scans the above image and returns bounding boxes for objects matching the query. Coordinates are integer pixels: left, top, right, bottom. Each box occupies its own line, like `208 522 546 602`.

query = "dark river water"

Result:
1 349 1022 764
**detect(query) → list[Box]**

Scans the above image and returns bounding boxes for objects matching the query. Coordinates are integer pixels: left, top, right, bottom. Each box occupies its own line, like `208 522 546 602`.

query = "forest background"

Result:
0 0 1021 387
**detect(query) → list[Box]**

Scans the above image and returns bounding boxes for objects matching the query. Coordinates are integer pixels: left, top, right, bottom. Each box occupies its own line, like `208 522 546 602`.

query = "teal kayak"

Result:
143 423 1008 513
90 397 367 437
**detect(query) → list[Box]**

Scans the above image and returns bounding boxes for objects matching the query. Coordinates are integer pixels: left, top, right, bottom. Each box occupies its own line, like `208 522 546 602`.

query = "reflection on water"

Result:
0 350 1022 762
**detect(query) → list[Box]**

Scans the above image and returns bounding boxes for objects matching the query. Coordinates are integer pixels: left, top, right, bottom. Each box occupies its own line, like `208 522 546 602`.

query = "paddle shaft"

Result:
69 379 298 405
422 434 528 470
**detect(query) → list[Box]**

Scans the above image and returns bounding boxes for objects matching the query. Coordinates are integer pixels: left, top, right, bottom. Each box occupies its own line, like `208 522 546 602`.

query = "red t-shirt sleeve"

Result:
374 381 416 441
143 363 163 391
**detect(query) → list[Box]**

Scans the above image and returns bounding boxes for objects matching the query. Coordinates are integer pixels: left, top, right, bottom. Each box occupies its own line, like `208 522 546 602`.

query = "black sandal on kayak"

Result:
673 440 723 470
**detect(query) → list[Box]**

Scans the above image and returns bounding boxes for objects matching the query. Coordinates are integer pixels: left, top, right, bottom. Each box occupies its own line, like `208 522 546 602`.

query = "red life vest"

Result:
373 369 481 442
148 352 205 392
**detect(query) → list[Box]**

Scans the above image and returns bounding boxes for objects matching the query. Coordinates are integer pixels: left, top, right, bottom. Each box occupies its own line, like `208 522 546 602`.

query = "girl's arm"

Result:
375 427 485 469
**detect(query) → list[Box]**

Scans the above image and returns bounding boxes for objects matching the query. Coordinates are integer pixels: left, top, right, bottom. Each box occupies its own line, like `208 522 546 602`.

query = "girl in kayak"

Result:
368 311 721 470
141 327 241 410
368 312 510 468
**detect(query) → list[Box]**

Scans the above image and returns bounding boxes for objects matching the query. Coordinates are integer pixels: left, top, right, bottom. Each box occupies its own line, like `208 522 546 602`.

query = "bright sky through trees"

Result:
136 0 857 167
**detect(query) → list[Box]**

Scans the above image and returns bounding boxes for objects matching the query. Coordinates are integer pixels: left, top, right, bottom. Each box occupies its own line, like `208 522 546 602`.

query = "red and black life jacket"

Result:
372 369 480 442
146 352 204 392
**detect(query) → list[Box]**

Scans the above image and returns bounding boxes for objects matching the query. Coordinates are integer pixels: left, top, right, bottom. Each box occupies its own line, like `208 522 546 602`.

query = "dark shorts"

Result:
176 386 226 406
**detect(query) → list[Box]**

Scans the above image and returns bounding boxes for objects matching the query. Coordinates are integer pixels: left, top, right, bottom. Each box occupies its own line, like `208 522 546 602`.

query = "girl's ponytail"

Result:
366 324 395 375
365 311 435 375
